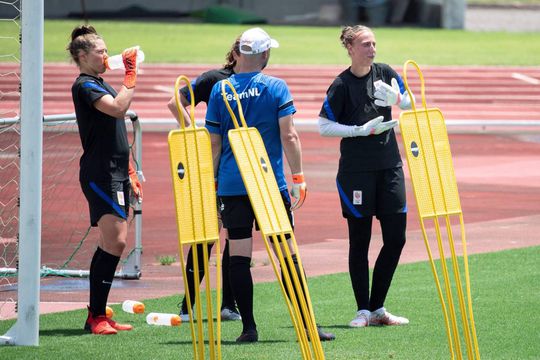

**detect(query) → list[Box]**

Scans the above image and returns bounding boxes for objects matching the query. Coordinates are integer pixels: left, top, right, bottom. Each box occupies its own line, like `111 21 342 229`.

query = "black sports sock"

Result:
88 247 101 311
347 217 373 311
221 239 236 310
89 247 120 316
181 243 214 313
370 213 406 311
229 255 256 332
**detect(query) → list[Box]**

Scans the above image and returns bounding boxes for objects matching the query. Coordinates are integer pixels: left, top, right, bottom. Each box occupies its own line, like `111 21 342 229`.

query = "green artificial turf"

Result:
1 20 539 65
1 246 539 359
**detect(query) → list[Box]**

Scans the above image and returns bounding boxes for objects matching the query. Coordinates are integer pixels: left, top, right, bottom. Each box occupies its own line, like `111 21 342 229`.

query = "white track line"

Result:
153 85 174 93
511 72 540 85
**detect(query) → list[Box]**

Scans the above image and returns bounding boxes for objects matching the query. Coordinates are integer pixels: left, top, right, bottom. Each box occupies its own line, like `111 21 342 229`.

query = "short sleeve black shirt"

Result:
180 68 235 105
319 63 402 172
71 74 129 182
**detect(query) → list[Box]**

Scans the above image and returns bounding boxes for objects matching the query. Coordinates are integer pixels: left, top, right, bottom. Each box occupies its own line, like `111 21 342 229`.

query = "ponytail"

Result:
66 25 102 65
223 37 240 71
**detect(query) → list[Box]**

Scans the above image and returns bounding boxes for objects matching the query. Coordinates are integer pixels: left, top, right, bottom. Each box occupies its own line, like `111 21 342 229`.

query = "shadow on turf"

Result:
40 328 87 337
322 324 352 329
161 339 286 345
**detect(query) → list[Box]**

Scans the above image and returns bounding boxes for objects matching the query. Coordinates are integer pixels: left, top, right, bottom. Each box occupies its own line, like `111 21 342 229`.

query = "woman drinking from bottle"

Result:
68 25 142 335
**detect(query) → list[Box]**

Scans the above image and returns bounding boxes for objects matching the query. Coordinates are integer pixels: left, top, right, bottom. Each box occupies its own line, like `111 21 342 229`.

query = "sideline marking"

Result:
512 72 540 85
153 85 174 93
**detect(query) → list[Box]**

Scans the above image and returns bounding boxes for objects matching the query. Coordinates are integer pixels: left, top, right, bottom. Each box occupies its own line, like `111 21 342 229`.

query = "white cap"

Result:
239 27 279 55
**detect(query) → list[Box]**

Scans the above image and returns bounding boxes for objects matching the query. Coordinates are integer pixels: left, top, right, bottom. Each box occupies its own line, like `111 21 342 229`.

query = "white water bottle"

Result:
146 312 182 326
105 46 145 70
122 300 145 314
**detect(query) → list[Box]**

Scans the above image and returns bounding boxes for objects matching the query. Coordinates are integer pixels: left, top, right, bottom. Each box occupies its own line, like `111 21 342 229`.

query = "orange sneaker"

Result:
105 318 133 331
87 315 117 335
85 307 117 335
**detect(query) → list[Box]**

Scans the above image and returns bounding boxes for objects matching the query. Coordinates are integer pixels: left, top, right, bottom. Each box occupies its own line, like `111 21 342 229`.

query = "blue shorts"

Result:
81 180 130 226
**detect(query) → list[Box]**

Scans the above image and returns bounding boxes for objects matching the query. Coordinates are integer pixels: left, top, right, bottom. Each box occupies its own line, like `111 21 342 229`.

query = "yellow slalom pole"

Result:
400 61 480 359
419 220 456 359
459 214 481 360
270 233 311 359
401 63 457 357
174 75 195 130
169 75 221 360
220 79 325 359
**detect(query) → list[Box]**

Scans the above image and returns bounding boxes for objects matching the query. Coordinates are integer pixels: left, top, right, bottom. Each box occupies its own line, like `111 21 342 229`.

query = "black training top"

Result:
71 74 129 183
319 63 402 172
180 68 235 105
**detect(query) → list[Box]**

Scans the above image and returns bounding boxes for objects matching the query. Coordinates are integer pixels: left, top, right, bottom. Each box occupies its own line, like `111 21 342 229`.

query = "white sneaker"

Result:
349 310 370 328
220 307 242 321
369 307 409 326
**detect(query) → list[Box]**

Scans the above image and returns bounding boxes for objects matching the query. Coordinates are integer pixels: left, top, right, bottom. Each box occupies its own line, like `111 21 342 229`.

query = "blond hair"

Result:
340 25 372 48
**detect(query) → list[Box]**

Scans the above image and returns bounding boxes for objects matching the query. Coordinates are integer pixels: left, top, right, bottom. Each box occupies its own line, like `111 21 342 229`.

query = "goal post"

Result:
0 0 44 346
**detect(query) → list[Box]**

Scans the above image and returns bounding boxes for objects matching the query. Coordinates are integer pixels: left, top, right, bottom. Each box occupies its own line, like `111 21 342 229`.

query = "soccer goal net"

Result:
0 113 143 279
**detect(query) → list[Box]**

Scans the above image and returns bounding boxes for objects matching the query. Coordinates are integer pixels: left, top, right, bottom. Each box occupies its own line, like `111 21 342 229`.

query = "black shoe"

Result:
317 325 336 341
306 325 336 342
236 329 258 343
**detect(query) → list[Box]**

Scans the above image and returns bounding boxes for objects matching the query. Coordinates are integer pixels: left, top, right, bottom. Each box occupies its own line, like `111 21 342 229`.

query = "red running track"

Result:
1 63 540 121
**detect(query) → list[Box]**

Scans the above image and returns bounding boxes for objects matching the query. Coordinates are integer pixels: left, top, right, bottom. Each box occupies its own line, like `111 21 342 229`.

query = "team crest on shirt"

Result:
353 190 362 205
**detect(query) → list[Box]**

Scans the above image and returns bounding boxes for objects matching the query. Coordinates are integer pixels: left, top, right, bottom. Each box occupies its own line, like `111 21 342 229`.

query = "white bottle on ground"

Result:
122 300 145 314
146 312 182 326
105 46 145 70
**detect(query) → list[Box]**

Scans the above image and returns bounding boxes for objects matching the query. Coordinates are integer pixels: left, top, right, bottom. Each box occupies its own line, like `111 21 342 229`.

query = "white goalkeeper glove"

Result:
374 78 401 107
352 116 384 137
373 119 399 135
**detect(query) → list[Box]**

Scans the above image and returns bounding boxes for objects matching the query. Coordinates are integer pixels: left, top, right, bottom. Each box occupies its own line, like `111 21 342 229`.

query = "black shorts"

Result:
81 180 130 227
336 167 406 219
218 190 294 237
